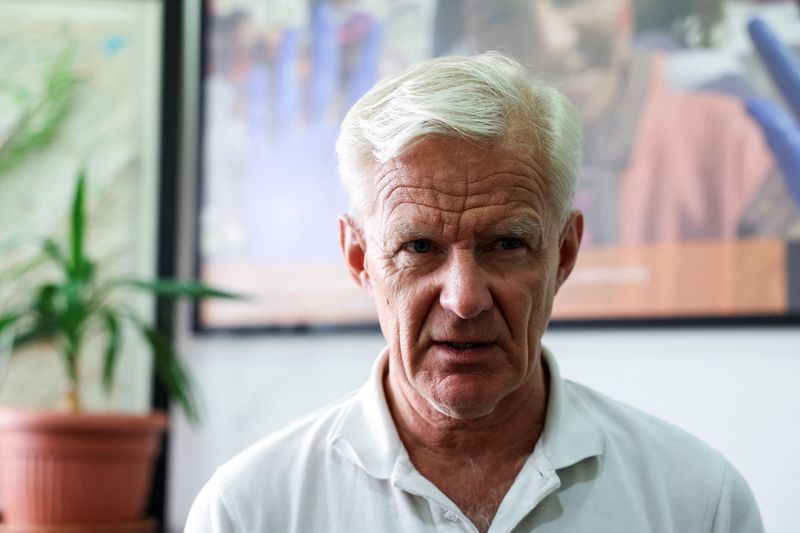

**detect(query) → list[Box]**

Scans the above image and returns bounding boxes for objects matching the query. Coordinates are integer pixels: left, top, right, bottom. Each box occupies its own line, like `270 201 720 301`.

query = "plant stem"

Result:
65 379 80 413
62 343 81 413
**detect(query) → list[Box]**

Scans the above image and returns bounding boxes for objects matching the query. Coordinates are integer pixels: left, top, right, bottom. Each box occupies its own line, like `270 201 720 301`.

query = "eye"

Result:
405 239 433 254
498 238 524 251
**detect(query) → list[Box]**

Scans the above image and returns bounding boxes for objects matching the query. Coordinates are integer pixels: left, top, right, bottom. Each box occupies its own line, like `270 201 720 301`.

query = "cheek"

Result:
397 278 438 334
368 260 401 340
373 267 435 340
495 273 545 329
513 266 558 328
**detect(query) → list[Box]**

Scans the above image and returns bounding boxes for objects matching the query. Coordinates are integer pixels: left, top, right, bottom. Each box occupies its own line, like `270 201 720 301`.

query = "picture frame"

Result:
192 0 800 332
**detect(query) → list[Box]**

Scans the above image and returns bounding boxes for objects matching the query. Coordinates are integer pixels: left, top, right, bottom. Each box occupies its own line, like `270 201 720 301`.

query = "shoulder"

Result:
218 390 358 488
563 381 763 531
566 379 724 468
185 391 361 531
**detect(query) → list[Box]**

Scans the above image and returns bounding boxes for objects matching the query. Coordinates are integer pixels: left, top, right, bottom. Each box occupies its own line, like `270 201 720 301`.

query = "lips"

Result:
433 340 495 351
431 341 497 366
442 342 488 350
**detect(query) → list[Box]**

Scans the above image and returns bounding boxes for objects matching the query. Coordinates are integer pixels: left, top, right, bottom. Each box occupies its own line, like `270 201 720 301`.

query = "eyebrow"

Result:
382 219 440 245
382 216 548 247
493 216 547 245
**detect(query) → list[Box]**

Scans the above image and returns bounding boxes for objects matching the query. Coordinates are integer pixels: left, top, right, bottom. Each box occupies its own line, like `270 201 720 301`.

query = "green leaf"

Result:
0 237 64 284
34 284 60 316
2 251 48 282
101 310 121 393
42 238 68 269
69 170 87 280
146 326 199 423
0 46 76 173
120 279 242 300
0 313 23 360
122 311 199 423
0 313 23 341
61 279 88 331
81 259 96 284
11 321 57 350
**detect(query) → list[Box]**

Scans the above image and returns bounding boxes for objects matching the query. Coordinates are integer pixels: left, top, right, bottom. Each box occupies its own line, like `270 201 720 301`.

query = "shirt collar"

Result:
330 347 400 479
330 346 604 479
538 347 605 470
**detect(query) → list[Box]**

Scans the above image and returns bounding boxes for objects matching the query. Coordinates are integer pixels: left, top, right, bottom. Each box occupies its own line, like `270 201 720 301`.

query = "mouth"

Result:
439 341 490 350
430 341 498 369
432 340 497 354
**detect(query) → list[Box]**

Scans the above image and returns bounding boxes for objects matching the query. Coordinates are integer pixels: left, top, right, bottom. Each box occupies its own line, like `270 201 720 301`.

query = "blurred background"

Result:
0 0 799 531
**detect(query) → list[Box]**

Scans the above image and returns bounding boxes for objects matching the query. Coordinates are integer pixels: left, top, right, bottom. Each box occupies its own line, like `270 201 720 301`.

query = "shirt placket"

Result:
391 454 480 532
487 452 562 533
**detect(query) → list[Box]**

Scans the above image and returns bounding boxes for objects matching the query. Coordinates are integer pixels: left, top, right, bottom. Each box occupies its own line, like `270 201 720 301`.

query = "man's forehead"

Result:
368 138 550 229
377 138 544 193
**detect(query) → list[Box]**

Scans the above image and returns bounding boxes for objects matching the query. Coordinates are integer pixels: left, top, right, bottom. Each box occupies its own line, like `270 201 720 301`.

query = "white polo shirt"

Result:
184 348 763 532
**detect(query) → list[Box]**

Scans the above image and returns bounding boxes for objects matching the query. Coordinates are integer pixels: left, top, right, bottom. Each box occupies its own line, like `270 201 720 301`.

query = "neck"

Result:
383 356 549 532
384 356 549 465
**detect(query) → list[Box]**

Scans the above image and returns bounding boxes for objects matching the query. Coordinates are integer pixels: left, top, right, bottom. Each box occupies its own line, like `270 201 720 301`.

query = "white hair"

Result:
336 51 582 227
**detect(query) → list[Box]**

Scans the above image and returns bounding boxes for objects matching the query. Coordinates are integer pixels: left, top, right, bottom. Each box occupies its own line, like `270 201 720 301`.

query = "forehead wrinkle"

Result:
378 173 471 225
463 168 550 220
387 201 488 217
463 171 539 191
377 188 455 231
372 138 555 240
376 170 468 211
462 182 544 208
380 171 543 212
375 153 545 200
374 165 408 200
375 157 469 196
489 140 551 187
383 183 471 202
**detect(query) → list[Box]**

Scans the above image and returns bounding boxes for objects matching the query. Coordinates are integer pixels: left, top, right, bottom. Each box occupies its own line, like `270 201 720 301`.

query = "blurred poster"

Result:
198 0 800 329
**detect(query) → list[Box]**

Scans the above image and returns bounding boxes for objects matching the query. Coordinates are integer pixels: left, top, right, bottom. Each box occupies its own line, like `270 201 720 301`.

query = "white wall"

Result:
167 327 800 533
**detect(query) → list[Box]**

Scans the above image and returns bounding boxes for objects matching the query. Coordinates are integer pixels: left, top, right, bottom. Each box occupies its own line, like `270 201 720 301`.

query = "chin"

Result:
426 378 506 420
427 398 497 420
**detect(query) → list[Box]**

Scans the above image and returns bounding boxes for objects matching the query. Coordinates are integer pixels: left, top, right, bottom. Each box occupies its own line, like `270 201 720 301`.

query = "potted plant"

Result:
0 171 237 531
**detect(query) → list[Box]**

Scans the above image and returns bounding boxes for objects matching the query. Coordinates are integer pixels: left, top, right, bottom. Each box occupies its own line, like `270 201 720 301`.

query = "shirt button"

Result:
444 510 459 522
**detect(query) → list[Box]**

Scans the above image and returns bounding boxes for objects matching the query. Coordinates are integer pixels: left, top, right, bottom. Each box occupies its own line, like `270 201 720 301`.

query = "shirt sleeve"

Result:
709 461 764 533
184 474 238 533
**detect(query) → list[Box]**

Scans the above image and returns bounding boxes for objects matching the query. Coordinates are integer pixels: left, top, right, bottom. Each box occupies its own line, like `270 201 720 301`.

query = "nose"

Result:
439 250 493 320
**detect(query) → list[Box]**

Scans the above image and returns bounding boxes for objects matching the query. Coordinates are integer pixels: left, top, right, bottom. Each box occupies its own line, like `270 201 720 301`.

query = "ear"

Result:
339 214 372 293
555 209 583 292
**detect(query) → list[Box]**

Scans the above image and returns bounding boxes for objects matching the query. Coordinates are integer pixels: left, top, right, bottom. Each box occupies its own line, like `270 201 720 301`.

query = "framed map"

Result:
0 0 163 409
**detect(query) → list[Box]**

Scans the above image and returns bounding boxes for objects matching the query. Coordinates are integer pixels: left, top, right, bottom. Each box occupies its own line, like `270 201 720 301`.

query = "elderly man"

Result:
185 53 762 532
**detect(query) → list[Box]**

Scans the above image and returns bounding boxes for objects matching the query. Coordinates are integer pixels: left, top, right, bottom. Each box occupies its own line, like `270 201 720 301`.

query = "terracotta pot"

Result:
0 409 167 525
0 518 156 532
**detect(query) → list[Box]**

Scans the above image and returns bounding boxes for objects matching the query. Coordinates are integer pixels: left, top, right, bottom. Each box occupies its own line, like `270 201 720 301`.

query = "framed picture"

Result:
0 0 163 406
194 0 800 331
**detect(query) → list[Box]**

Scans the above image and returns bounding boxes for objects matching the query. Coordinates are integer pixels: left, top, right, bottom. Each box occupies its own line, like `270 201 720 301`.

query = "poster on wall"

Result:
197 0 800 330
0 0 162 406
